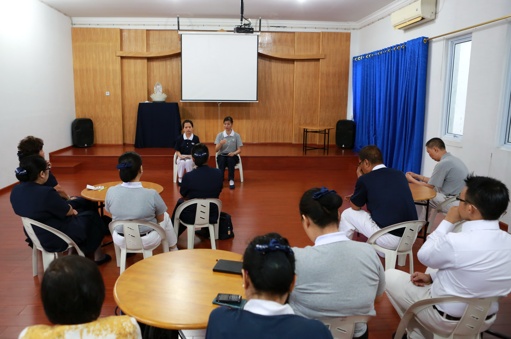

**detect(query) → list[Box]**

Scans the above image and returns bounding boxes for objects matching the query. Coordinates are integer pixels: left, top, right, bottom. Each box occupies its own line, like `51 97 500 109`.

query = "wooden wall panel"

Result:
72 28 123 144
319 32 351 144
121 30 147 144
72 29 350 145
294 33 321 144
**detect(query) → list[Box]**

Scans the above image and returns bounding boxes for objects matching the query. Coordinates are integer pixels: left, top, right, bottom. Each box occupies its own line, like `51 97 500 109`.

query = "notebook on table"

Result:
213 259 243 275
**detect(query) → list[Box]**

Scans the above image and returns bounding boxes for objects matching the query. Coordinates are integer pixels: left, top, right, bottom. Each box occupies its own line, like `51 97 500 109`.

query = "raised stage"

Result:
49 143 359 173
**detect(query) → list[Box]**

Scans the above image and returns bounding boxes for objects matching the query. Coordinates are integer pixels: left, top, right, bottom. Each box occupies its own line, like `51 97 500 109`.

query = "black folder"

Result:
213 259 243 275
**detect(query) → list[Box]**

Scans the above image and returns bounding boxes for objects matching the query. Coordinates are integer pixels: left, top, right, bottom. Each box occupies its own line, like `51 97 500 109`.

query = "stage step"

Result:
50 161 82 174
49 144 358 172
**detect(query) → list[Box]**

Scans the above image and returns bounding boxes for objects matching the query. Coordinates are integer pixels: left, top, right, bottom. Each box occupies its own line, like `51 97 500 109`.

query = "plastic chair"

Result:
394 296 499 339
173 198 222 249
319 315 372 339
426 196 458 234
21 217 85 276
215 152 244 182
366 220 425 273
172 152 178 183
109 220 169 274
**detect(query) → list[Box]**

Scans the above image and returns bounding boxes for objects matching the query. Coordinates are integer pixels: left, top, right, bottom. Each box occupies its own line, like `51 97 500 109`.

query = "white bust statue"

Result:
150 82 167 102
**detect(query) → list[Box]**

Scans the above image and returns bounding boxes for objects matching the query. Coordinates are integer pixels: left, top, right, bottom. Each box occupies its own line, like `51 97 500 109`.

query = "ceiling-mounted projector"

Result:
234 0 254 33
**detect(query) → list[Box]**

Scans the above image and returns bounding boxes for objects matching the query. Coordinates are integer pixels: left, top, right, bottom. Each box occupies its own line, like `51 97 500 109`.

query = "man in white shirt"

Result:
385 175 511 339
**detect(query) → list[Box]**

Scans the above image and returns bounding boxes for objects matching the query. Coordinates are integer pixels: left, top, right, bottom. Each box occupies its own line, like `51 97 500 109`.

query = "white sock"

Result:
229 180 234 186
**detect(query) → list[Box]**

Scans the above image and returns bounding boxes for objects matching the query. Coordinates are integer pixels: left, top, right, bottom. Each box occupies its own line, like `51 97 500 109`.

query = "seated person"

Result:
171 143 223 236
214 116 243 189
105 152 178 251
206 233 333 339
339 145 417 250
289 187 385 338
385 175 511 338
174 119 200 185
10 155 110 264
18 255 141 339
17 136 96 212
406 137 469 220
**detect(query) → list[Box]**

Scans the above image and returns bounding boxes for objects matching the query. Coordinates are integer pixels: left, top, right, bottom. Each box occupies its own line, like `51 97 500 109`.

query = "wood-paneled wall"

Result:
72 28 350 145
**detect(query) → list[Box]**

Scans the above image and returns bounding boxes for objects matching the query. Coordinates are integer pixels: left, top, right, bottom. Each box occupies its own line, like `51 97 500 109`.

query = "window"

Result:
505 92 511 145
444 35 472 136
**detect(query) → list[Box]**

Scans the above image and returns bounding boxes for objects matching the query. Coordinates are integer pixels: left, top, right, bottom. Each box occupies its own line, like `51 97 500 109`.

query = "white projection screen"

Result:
181 32 258 102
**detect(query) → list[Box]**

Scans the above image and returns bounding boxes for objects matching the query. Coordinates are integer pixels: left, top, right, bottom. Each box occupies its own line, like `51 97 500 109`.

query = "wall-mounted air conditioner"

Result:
391 0 436 30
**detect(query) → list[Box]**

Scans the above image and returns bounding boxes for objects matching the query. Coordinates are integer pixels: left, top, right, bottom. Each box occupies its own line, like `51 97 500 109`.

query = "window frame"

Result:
443 34 472 139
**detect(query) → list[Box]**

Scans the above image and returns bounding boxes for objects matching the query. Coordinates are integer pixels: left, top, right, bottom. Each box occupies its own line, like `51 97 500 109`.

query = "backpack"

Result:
218 212 234 240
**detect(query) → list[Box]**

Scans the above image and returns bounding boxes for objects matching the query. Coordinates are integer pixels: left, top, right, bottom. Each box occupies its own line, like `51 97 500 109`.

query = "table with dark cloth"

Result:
135 102 181 148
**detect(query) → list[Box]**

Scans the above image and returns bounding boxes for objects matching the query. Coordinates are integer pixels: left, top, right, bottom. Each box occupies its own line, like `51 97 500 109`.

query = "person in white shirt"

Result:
385 175 511 339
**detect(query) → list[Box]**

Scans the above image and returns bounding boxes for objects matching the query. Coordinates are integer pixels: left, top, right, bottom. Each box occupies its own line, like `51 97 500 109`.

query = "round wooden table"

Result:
409 183 436 240
114 249 244 330
408 183 436 202
80 181 163 202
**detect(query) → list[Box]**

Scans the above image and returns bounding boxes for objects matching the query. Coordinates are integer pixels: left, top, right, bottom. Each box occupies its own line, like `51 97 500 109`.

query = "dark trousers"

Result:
217 155 239 181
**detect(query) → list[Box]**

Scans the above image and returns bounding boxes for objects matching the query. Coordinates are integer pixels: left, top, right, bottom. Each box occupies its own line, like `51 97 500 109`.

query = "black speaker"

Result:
72 118 94 148
336 120 356 149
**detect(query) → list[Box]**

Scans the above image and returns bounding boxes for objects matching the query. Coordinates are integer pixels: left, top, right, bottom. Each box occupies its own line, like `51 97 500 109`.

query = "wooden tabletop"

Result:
114 249 244 330
409 183 436 201
80 181 163 202
300 126 334 130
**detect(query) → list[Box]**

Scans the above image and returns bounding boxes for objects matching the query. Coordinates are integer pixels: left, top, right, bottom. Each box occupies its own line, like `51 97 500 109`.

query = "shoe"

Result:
229 180 235 190
95 254 111 266
178 179 182 186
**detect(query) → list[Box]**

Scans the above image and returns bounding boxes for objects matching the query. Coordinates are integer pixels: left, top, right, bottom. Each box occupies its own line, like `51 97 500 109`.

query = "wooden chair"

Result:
109 220 169 274
367 220 426 273
173 198 222 249
21 217 85 276
394 296 499 339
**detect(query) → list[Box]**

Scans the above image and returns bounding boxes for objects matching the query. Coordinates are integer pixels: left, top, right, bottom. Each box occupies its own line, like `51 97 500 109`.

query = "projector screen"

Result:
181 32 258 102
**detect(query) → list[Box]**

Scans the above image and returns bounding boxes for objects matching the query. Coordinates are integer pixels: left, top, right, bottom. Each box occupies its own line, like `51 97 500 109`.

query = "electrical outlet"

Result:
106 91 110 96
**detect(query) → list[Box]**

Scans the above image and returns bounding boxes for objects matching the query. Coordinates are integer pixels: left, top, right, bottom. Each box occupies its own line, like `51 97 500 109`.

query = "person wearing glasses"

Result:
405 137 469 220
205 233 333 339
385 175 511 338
10 155 110 264
289 187 385 338
339 145 417 250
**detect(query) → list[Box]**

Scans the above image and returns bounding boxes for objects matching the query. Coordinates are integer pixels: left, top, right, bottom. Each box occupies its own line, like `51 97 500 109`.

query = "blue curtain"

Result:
352 37 429 173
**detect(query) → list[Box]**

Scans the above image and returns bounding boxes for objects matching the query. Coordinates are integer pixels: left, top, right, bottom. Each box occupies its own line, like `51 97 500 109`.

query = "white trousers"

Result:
176 158 194 179
416 193 459 221
339 208 400 250
112 212 178 250
385 269 494 339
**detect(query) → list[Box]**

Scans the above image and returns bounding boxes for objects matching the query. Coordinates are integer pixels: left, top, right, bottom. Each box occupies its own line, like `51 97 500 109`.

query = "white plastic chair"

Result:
173 198 222 249
172 152 178 183
426 196 458 234
394 296 499 339
215 152 244 182
367 220 425 273
21 217 85 276
109 220 169 274
319 315 372 339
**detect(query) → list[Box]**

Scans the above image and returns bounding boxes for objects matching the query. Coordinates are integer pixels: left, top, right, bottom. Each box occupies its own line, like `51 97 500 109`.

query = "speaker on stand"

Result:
71 118 94 148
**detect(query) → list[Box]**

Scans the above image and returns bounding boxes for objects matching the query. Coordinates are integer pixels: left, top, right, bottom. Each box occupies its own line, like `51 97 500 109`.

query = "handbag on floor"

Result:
218 212 234 240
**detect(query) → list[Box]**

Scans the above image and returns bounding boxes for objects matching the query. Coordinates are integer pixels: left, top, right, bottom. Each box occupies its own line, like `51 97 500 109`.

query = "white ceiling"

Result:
39 0 401 23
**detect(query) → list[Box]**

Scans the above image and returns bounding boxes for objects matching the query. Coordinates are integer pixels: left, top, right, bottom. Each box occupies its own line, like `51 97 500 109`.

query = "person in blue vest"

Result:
174 120 200 185
205 233 333 339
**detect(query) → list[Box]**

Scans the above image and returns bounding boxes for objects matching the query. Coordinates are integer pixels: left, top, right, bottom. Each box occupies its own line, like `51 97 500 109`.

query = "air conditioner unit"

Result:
391 0 436 30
